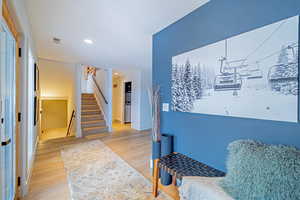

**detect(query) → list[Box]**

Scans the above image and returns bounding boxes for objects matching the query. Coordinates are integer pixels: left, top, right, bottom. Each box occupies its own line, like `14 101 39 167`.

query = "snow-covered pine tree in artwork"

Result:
201 64 215 90
172 60 200 112
192 64 202 100
171 64 180 111
181 60 195 111
171 64 184 111
269 44 299 95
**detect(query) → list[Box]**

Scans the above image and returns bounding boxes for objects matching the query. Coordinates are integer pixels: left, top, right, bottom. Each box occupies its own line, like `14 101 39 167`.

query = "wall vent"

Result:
53 37 61 44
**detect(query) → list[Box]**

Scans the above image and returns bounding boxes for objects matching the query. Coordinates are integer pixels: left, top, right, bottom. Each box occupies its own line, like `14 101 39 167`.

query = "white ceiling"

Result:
25 0 209 69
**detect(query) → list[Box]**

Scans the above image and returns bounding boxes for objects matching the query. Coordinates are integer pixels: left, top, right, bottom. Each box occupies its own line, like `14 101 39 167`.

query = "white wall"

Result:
93 68 113 131
140 68 152 130
75 64 82 138
94 69 110 99
39 58 76 131
112 76 123 122
81 68 88 93
9 0 37 56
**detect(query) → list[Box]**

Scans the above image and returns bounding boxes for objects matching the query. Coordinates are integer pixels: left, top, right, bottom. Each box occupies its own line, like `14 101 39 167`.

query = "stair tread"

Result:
81 111 101 114
83 126 108 131
81 99 96 101
81 114 102 117
81 120 104 124
82 109 100 112
81 115 103 119
81 101 98 106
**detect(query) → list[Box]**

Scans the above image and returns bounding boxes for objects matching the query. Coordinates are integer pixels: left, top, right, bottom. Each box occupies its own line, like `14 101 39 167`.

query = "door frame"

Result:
0 14 17 200
2 0 23 198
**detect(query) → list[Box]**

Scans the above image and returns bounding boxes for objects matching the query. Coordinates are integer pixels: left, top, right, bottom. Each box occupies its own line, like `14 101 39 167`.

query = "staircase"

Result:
81 93 108 136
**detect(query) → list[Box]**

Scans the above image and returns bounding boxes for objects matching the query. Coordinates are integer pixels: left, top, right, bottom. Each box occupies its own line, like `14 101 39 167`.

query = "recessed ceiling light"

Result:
114 73 119 76
84 39 93 44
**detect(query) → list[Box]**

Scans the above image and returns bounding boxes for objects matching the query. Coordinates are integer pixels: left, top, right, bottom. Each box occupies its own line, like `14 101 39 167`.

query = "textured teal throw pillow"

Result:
219 140 300 200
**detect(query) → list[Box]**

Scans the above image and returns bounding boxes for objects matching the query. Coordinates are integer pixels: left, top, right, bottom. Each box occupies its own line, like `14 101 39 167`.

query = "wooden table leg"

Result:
172 175 177 186
152 159 159 197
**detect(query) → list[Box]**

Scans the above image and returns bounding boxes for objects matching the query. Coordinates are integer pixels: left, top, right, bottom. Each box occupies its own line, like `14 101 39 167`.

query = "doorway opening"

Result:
124 81 132 124
40 99 68 141
112 73 132 131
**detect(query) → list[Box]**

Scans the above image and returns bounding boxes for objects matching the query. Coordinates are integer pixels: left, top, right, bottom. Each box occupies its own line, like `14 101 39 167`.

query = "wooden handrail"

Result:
66 110 75 137
92 76 108 104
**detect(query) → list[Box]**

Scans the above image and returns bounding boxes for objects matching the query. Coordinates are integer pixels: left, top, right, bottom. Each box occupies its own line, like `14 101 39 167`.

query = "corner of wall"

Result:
75 64 82 138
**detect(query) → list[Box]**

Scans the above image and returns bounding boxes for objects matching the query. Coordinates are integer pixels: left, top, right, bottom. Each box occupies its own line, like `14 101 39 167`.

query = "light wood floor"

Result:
23 126 179 200
112 121 132 131
39 128 68 141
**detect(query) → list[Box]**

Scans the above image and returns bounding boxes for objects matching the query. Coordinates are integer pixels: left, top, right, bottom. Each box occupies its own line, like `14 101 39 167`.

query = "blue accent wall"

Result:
153 0 300 171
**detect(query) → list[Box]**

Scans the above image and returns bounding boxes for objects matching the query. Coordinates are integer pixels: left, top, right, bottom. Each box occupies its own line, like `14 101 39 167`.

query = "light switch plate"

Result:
162 103 169 112
150 159 153 169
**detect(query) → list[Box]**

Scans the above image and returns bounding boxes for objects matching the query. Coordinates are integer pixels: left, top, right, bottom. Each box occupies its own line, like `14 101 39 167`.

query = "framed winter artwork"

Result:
171 15 299 122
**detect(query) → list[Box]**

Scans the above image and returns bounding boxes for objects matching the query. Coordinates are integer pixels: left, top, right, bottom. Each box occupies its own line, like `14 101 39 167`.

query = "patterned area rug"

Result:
61 140 172 200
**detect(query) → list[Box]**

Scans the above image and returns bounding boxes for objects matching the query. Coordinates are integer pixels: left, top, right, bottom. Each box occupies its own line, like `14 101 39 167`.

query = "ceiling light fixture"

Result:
84 39 93 44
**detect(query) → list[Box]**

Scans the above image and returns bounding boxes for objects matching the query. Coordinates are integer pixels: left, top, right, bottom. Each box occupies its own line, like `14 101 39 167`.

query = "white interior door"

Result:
0 21 16 200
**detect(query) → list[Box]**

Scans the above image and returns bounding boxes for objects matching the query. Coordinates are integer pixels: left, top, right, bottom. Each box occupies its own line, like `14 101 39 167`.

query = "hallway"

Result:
112 121 132 132
23 128 179 200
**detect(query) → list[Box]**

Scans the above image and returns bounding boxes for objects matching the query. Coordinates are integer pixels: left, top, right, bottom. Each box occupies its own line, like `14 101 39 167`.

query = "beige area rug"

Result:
61 140 172 200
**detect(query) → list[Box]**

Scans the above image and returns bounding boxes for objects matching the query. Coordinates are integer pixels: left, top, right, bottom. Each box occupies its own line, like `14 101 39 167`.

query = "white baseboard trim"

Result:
20 135 39 197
